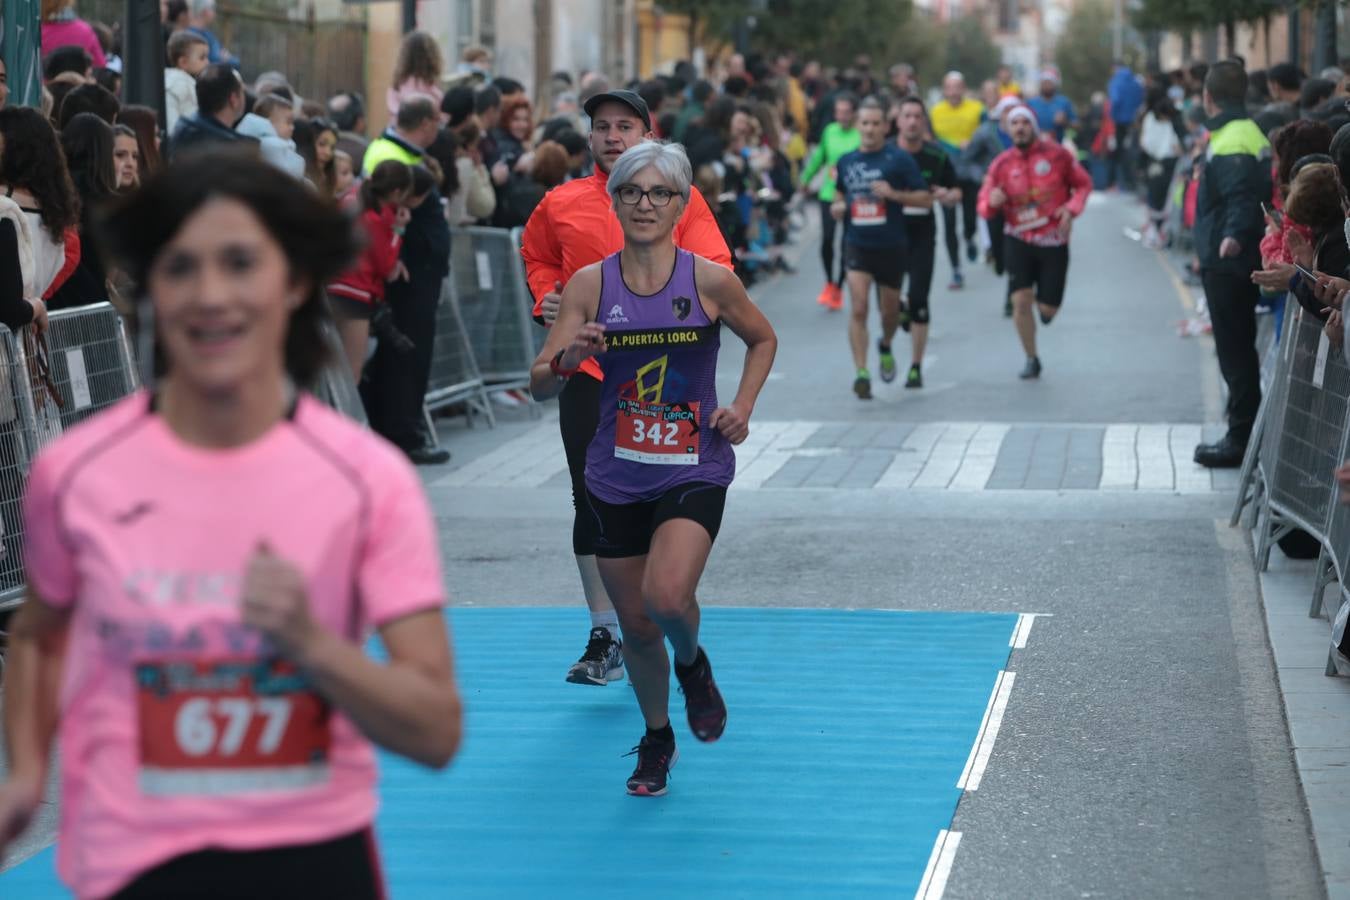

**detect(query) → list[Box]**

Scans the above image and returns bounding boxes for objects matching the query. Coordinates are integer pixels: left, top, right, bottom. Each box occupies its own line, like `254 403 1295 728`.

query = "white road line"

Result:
1135 424 1175 491
435 423 556 487
876 422 946 488
1010 613 1035 649
1100 424 1139 490
949 423 1010 491
957 670 1016 792
916 830 962 900
912 423 979 489
730 420 794 470
1169 424 1211 493
731 421 823 489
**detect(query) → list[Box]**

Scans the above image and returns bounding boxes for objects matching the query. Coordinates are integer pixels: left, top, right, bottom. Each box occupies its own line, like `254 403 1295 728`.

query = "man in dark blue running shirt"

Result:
832 97 931 399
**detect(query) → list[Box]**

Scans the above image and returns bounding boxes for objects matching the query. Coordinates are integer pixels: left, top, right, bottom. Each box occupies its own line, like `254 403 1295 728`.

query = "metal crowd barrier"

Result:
1237 302 1350 674
313 317 368 426
0 303 138 614
448 226 542 393
424 275 494 426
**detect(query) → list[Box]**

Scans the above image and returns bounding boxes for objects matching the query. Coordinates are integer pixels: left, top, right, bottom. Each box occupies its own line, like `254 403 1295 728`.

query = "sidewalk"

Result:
1259 545 1350 899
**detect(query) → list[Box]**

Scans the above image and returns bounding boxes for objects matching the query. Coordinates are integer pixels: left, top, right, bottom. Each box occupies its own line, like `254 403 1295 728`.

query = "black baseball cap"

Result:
583 90 652 130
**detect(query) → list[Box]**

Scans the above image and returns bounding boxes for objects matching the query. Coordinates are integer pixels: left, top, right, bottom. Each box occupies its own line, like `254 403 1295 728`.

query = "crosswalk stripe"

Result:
434 420 1227 493
1100 424 1138 490
732 422 823 490
876 422 946 488
913 423 979 489
1169 425 1212 494
1135 424 1175 491
950 424 1010 491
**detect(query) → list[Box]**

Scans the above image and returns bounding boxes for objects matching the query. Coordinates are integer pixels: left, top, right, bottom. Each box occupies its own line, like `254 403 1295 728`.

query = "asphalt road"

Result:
430 192 1322 899
1 192 1322 898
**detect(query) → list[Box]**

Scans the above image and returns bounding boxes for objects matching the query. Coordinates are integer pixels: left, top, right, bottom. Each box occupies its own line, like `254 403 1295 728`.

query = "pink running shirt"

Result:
22 390 448 899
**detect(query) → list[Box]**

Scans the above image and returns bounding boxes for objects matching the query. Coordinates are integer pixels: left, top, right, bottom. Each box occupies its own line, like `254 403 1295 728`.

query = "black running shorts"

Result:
844 242 905 290
1005 238 1069 308
586 482 728 559
110 829 384 899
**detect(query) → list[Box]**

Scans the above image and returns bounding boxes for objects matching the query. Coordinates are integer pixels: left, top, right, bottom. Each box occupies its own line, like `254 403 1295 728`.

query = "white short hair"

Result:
606 141 693 203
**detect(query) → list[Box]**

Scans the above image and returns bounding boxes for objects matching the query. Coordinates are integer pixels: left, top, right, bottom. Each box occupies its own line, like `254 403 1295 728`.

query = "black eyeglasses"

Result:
616 184 678 207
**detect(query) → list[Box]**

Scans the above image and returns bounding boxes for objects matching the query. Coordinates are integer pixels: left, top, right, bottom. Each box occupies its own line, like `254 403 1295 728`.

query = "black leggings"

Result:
559 372 602 556
110 829 383 899
819 199 845 286
901 218 937 324
941 179 980 271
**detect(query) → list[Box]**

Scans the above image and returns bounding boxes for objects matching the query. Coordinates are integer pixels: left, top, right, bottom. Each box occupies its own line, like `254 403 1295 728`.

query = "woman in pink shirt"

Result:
40 0 107 69
386 30 445 119
0 153 462 899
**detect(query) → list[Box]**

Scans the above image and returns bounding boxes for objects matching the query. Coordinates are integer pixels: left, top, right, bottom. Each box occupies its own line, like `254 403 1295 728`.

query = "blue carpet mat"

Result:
3 607 1017 898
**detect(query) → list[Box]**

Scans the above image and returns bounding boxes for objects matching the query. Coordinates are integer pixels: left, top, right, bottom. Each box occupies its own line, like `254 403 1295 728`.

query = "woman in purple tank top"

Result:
530 141 777 797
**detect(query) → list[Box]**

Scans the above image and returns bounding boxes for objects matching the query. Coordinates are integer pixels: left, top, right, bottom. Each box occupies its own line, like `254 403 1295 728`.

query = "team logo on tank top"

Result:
672 296 692 321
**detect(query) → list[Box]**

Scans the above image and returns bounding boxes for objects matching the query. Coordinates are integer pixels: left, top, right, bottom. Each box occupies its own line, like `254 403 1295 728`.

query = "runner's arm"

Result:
976 159 1005 218
283 608 460 769
529 264 603 401
521 195 566 320
697 259 777 428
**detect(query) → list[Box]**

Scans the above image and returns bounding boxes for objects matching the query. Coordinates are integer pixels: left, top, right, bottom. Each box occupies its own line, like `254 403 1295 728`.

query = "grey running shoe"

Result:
566 627 624 685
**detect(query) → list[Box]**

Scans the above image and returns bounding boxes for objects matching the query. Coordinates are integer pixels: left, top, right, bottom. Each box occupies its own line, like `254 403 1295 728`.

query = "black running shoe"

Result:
1019 356 1042 380
853 374 873 400
565 627 624 685
905 365 923 389
625 735 678 796
967 242 979 263
675 647 727 742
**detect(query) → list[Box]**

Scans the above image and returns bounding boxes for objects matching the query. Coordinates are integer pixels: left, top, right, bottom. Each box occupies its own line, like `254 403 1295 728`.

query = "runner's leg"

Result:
599 554 671 728
643 517 714 667
941 202 961 273
820 199 838 283
847 268 874 371
1012 288 1038 357
559 375 622 685
907 226 936 367
960 179 980 259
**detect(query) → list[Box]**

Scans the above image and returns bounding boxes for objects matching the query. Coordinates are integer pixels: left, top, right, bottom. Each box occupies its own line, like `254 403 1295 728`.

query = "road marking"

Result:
957 670 1016 792
950 423 1010 491
913 423 979 489
1135 424 1175 491
1010 613 1038 649
876 422 946 488
1101 424 1139 489
1169 424 1212 493
916 829 962 900
437 421 1228 492
731 421 822 489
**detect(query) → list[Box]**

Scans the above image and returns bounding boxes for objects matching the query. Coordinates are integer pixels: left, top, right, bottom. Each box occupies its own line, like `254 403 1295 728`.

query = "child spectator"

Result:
294 117 338 195
333 149 357 201
387 30 445 117
235 94 305 179
328 159 412 381
163 30 208 134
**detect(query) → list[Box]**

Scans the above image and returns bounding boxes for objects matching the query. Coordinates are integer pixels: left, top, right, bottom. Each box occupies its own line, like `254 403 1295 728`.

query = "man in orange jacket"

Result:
521 89 732 686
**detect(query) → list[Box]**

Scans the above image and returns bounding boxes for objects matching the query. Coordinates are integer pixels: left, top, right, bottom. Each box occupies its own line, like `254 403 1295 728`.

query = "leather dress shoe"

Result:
1193 434 1246 469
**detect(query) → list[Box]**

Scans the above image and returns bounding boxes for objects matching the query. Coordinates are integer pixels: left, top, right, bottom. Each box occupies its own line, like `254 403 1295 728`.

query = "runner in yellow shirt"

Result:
929 72 985 289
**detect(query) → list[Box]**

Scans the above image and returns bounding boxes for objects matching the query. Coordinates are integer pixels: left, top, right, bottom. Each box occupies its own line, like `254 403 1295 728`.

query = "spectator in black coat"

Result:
360 165 452 466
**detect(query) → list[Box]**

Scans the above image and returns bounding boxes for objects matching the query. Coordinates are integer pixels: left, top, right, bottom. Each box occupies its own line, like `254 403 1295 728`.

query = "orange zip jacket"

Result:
521 167 732 381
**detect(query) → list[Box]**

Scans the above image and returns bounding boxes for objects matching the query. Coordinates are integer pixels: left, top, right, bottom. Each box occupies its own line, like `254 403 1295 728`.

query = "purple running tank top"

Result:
584 249 734 504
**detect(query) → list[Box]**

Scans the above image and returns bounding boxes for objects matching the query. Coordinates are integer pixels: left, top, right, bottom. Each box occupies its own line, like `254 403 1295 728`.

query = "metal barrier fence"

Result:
0 304 138 614
448 226 543 392
1237 302 1350 674
314 316 368 426
424 276 495 426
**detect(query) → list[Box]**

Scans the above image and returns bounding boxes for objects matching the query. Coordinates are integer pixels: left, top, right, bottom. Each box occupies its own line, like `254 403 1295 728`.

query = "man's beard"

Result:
1015 134 1035 148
